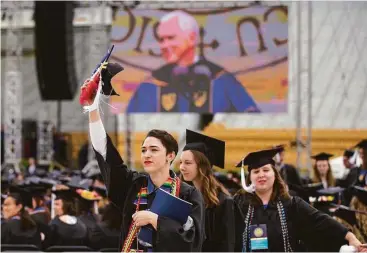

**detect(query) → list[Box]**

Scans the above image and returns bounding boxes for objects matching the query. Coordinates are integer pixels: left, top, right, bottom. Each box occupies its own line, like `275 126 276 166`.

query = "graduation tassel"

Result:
51 185 56 219
240 160 256 193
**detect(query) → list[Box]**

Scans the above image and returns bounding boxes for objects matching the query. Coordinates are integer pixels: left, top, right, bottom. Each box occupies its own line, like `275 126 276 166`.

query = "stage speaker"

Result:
35 1 77 100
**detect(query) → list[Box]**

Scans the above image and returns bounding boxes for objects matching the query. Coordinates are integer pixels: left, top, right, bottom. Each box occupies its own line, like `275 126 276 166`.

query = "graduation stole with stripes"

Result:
121 176 181 252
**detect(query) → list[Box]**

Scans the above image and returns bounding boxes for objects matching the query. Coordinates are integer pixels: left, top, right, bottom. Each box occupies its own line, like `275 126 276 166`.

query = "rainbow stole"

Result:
121 176 180 252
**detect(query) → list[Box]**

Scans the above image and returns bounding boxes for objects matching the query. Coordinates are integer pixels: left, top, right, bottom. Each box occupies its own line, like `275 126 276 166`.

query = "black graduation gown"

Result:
356 166 367 187
89 221 120 250
202 191 235 252
78 213 99 232
234 194 349 252
94 134 205 252
1 219 42 249
336 167 359 205
30 208 51 248
279 164 304 194
46 216 88 246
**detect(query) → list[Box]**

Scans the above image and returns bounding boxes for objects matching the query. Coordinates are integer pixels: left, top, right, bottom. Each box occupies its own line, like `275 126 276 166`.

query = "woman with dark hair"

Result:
1 186 42 248
311 152 336 188
82 74 205 252
89 203 122 250
179 130 235 251
45 188 89 247
234 148 366 252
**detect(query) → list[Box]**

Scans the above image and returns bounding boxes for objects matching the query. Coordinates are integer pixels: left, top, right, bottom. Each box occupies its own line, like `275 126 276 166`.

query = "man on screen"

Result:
127 10 260 113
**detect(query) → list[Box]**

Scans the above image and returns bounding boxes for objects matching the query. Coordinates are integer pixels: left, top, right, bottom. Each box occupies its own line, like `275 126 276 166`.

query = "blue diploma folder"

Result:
138 188 193 244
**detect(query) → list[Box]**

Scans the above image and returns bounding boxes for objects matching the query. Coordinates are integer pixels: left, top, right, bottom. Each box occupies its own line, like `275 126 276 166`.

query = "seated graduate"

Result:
310 152 336 188
273 144 304 196
233 147 366 252
1 185 42 249
46 188 89 247
23 181 52 248
179 130 235 252
89 203 121 250
354 139 367 187
337 150 360 205
349 186 367 243
81 64 205 252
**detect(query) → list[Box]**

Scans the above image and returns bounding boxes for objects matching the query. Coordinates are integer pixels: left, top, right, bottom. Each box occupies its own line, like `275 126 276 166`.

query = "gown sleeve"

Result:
292 196 349 251
154 187 205 252
211 196 235 252
93 133 138 210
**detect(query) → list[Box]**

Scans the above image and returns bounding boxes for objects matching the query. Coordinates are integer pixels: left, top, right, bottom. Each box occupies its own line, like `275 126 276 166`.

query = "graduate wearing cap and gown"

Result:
1 185 42 248
89 202 122 250
355 140 367 187
66 176 100 231
180 130 235 252
273 145 303 196
233 148 365 252
310 152 336 189
23 183 52 247
82 63 205 252
349 186 367 243
46 189 89 247
337 150 360 206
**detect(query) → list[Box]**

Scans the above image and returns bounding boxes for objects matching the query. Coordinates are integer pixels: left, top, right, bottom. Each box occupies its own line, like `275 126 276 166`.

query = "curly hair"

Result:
240 165 290 205
181 150 230 208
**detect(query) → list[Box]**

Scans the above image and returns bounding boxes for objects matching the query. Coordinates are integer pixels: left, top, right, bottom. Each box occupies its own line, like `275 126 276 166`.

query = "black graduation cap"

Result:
352 186 367 205
8 185 33 208
343 149 355 158
330 205 357 226
67 176 92 191
52 188 78 201
311 152 334 161
236 147 282 171
183 129 225 169
101 62 123 96
317 186 345 195
91 186 107 198
354 139 367 149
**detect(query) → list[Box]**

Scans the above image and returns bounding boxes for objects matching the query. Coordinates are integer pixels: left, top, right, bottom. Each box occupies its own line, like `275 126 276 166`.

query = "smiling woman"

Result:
84 80 205 251
233 148 366 252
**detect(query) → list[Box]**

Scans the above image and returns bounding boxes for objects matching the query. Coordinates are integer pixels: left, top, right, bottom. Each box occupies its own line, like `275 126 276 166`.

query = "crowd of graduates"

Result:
1 138 366 251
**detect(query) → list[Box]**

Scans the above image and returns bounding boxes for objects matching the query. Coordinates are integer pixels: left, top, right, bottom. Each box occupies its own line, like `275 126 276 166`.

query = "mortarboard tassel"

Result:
240 159 255 193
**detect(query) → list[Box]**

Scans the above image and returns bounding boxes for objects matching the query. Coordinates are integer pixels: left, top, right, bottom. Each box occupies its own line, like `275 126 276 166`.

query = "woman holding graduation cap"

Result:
179 129 235 252
1 185 42 248
233 147 367 252
81 60 205 252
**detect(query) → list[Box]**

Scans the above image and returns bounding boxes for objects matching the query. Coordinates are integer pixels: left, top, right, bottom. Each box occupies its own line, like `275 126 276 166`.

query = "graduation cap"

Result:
101 62 123 96
8 185 33 208
330 205 357 226
236 147 282 171
75 189 101 202
352 186 367 205
52 188 78 201
90 185 107 198
311 152 334 161
354 139 367 149
67 176 92 191
235 147 282 193
343 149 355 158
274 144 285 152
183 129 225 169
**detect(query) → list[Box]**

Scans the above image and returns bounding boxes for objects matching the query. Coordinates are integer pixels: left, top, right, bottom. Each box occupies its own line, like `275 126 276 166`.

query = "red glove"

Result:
79 72 100 105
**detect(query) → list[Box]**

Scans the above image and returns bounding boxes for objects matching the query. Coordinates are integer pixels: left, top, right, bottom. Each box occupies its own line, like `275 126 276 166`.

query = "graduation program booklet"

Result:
138 188 193 244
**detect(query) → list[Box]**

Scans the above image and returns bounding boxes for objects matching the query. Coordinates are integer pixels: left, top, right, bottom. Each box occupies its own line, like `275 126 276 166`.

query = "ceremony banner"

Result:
109 5 288 113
